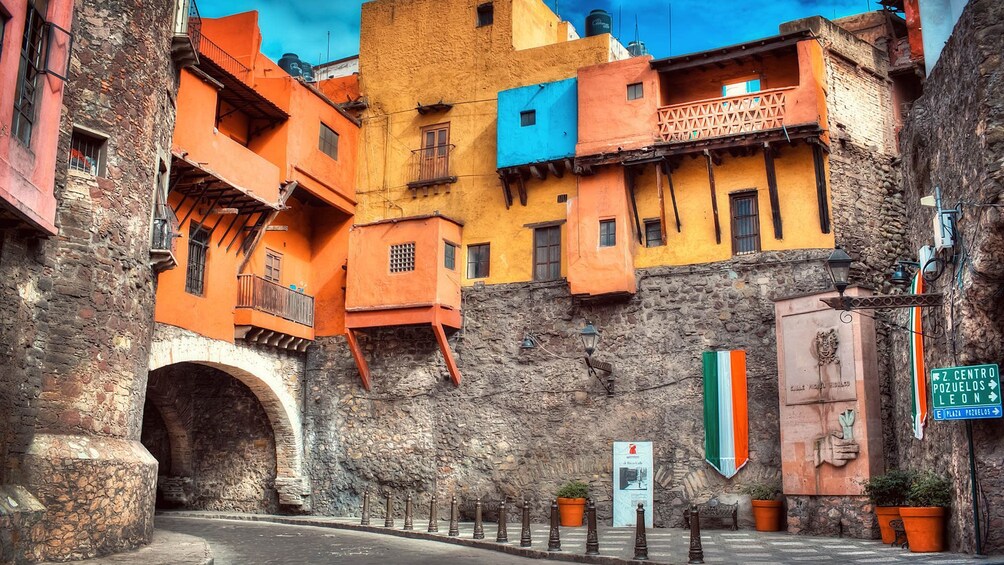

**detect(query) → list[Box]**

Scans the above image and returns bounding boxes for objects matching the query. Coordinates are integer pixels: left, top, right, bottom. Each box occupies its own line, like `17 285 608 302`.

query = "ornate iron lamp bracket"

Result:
585 357 615 396
821 293 944 311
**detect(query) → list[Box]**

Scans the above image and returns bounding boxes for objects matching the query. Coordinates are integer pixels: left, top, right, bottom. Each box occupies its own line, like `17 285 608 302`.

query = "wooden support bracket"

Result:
432 323 462 387
346 329 372 391
704 150 722 244
763 142 783 239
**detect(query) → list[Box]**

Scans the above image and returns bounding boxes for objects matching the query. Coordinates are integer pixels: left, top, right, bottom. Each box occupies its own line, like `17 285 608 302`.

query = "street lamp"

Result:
826 248 853 296
580 321 600 357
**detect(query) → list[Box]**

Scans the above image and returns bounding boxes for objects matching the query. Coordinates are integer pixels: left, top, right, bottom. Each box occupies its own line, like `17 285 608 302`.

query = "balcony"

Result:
171 0 200 68
657 88 793 143
150 205 178 272
237 274 315 327
407 144 458 193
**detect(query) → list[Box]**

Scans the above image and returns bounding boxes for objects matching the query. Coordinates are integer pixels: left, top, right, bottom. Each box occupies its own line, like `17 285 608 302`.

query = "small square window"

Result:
599 219 616 247
319 123 339 160
722 79 761 97
445 242 457 270
520 110 536 127
644 219 663 247
389 242 416 273
68 128 107 176
476 2 493 27
627 82 644 100
467 243 490 279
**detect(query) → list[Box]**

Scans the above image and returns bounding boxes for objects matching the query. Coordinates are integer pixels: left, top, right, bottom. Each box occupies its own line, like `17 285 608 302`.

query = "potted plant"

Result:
741 481 783 532
900 471 951 552
862 469 915 544
556 480 589 527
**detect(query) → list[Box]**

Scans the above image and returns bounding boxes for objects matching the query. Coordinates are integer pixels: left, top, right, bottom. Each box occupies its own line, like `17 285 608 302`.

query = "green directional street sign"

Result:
931 364 1002 421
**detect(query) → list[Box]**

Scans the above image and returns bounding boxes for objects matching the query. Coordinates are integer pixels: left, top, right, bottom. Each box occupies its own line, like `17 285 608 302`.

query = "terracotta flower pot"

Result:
557 497 586 527
900 507 947 552
875 506 902 544
750 500 784 532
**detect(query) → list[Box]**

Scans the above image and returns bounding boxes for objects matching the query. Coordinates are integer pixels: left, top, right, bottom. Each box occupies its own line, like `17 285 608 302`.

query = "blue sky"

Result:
195 0 881 65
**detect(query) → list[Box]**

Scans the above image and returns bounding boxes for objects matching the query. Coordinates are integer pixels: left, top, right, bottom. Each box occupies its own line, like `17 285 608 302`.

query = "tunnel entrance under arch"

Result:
141 362 279 512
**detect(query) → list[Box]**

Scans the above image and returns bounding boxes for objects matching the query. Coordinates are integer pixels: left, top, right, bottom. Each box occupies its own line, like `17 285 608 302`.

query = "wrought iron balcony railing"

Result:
657 87 793 143
171 0 200 67
237 274 315 328
407 144 458 189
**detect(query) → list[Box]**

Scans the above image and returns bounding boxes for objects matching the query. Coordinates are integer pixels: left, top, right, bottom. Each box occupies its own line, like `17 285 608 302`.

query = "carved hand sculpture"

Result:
814 432 860 467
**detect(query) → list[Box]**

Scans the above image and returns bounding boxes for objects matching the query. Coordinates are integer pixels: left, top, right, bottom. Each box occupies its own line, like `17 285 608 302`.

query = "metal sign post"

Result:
931 364 1000 556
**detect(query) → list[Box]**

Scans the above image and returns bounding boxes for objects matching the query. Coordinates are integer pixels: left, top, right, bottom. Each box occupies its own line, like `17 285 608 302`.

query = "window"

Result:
599 219 616 247
467 243 490 279
476 2 493 26
419 123 450 181
389 242 416 273
319 123 339 160
264 249 282 283
67 128 106 176
730 191 761 255
12 1 47 146
520 110 536 127
627 82 644 100
644 219 663 247
444 241 457 270
185 223 211 296
722 78 761 97
533 226 561 281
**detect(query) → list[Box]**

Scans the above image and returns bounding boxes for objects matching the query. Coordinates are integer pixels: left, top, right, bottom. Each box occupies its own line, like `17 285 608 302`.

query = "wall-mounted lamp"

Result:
520 334 537 350
520 322 614 396
821 249 944 311
580 321 600 357
890 260 920 287
826 248 853 297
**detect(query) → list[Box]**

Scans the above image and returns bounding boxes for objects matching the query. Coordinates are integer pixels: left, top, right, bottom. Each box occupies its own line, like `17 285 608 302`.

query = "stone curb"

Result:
41 530 213 565
159 511 670 565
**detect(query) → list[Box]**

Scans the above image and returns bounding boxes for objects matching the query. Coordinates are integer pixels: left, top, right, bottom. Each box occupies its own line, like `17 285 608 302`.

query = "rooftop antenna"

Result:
634 14 639 43
326 31 330 62
618 5 623 41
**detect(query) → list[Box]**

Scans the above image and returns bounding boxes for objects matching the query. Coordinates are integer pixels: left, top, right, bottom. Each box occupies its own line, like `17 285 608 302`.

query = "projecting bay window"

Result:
730 191 761 255
11 1 46 146
467 243 489 279
599 219 616 247
185 223 211 295
533 226 561 281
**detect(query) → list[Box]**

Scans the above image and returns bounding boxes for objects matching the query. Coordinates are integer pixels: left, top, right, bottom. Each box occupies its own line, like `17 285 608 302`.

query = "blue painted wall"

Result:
497 78 577 169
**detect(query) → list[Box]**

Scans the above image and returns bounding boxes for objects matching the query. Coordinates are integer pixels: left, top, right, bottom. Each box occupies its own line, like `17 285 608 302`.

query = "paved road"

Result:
156 515 559 565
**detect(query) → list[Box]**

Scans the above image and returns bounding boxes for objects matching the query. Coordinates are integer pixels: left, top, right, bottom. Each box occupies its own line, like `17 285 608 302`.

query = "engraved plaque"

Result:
781 310 857 405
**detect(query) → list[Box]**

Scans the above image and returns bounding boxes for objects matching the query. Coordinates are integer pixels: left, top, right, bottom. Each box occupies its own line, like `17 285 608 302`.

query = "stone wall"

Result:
306 251 834 527
0 0 180 559
895 0 1004 554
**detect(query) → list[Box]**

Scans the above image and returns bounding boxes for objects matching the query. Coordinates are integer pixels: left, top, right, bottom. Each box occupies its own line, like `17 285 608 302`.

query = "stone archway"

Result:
148 325 309 508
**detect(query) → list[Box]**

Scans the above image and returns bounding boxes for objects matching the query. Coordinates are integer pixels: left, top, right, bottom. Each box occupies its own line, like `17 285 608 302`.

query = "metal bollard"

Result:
496 499 509 543
585 498 599 555
519 498 532 548
688 504 705 564
634 502 649 560
547 499 562 551
473 497 485 539
403 492 414 530
428 494 439 533
360 489 370 526
384 493 394 528
448 495 459 536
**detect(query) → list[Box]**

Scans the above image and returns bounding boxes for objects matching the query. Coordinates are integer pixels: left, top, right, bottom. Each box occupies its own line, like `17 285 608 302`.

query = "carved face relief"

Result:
813 329 839 367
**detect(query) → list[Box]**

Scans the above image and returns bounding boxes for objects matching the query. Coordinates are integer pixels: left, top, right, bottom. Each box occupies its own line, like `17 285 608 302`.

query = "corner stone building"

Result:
0 0 181 561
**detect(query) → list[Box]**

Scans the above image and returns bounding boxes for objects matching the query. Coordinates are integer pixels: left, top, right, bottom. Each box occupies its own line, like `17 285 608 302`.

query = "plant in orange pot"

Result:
556 480 589 527
741 481 783 532
862 470 915 544
900 472 951 553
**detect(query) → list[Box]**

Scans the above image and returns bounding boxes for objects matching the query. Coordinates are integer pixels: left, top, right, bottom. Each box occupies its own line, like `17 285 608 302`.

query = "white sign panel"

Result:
612 441 654 527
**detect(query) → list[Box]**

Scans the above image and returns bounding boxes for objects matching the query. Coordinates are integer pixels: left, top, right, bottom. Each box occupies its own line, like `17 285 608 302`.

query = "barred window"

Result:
599 219 616 247
444 241 457 270
185 223 211 296
389 242 416 273
730 191 760 255
644 219 663 247
12 1 47 146
67 128 106 176
467 243 489 279
319 123 339 160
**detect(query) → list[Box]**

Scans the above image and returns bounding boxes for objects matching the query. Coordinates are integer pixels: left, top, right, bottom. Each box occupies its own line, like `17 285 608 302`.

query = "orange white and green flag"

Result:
702 350 749 478
909 273 928 439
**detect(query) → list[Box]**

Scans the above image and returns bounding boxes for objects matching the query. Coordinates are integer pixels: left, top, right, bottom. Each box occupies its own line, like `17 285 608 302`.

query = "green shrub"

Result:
556 480 589 499
862 469 916 507
740 480 782 501
907 472 952 508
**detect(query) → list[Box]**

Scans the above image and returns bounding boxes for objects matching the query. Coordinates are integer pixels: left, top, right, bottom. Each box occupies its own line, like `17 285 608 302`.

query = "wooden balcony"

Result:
407 144 458 193
237 274 314 327
657 87 794 143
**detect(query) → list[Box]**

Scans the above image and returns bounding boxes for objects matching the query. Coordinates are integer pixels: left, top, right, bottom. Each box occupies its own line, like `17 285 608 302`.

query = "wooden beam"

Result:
763 142 783 240
516 173 528 206
177 182 211 228
500 173 513 209
212 207 239 215
547 161 563 179
346 329 371 391
704 150 721 245
529 164 546 181
662 160 682 233
812 143 831 234
626 168 643 244
655 164 669 244
265 225 288 231
432 323 462 387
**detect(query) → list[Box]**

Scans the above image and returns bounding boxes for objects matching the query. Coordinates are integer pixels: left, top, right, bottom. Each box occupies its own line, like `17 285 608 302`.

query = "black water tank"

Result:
300 61 315 82
585 9 611 37
278 53 303 77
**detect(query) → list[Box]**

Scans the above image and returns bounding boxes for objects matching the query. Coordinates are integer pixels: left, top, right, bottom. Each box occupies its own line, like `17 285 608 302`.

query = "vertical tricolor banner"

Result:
909 273 927 439
702 350 749 478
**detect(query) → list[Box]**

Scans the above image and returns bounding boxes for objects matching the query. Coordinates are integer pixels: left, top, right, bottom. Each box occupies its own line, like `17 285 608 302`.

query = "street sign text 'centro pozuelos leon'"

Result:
931 364 1002 421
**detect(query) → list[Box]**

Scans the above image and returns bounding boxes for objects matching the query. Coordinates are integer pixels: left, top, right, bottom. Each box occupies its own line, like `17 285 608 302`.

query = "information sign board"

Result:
612 441 653 527
931 364 1002 421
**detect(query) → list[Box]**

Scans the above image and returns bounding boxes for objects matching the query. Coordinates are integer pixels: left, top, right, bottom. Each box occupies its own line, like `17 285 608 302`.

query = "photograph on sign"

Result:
612 441 653 527
931 364 1002 421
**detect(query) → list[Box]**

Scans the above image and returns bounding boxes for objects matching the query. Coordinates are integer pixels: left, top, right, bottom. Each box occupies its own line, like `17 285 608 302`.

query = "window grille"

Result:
730 191 761 255
12 2 46 146
533 226 561 281
520 110 536 127
319 123 339 160
389 242 416 273
467 243 490 279
627 82 644 100
599 219 616 247
68 129 105 175
185 223 211 295
644 219 663 247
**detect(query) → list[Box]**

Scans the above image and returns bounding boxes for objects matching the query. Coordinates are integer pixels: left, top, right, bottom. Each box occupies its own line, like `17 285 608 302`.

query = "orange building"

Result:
155 11 359 351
